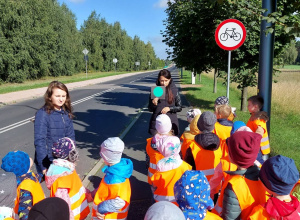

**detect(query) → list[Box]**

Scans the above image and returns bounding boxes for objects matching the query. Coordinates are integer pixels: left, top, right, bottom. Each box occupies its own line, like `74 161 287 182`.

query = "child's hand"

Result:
96 212 105 220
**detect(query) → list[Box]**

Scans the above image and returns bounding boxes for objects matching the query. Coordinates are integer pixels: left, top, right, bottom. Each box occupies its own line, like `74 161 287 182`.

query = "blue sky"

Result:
57 0 170 59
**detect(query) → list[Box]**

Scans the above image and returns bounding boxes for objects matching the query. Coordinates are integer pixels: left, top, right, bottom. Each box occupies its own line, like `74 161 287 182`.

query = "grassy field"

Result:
180 70 300 169
276 65 300 70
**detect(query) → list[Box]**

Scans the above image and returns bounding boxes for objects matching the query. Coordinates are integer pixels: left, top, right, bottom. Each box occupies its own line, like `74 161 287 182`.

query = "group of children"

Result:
1 94 299 220
144 95 300 220
0 136 132 220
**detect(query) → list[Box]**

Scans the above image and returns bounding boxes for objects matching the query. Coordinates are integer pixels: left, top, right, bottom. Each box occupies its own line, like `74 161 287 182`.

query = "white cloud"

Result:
154 0 174 9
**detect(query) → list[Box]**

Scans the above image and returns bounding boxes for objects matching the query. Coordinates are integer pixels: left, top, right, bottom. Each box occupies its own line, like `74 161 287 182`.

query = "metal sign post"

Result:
113 58 118 72
135 61 140 71
215 19 247 99
82 48 89 78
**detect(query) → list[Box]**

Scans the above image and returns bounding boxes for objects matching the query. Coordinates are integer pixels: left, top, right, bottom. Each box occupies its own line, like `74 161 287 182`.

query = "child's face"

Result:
247 101 258 113
50 88 67 110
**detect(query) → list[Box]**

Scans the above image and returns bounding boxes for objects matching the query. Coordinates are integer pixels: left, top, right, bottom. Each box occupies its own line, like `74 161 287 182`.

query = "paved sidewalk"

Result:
0 70 152 105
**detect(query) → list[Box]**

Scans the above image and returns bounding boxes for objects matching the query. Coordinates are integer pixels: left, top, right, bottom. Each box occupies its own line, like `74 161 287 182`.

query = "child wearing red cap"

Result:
213 131 268 220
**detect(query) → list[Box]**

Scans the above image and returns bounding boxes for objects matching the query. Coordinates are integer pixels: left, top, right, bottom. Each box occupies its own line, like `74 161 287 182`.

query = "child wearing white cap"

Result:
146 114 175 185
92 137 133 220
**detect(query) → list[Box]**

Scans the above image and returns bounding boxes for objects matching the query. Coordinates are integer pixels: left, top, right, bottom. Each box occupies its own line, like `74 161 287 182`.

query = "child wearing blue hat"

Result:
248 155 300 219
174 170 222 220
1 151 45 220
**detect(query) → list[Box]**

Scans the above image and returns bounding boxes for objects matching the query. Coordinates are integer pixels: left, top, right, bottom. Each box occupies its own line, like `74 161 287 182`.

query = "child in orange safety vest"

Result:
209 121 262 200
247 95 270 162
174 170 222 220
150 136 191 205
0 169 18 220
213 131 268 220
92 137 133 220
146 114 174 184
1 151 45 220
184 111 222 181
214 96 235 122
213 104 233 141
248 155 300 220
180 111 201 159
45 137 90 220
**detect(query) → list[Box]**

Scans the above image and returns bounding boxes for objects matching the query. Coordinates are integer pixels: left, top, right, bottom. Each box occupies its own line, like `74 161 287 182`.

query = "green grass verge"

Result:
180 70 300 169
276 65 300 70
0 69 161 94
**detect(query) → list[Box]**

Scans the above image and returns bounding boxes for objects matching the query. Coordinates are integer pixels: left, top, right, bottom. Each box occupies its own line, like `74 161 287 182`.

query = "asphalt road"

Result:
0 67 190 218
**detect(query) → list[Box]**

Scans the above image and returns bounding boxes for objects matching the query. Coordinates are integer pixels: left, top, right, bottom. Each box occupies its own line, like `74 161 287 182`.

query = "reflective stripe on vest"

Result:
146 138 164 184
202 168 215 177
73 199 88 217
189 141 222 181
153 194 176 203
148 171 154 178
149 162 157 169
92 178 131 219
50 171 90 219
214 203 222 214
247 119 270 155
70 186 86 204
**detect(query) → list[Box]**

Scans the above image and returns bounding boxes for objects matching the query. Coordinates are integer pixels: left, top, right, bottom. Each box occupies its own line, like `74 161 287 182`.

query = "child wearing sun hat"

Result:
174 170 222 220
1 151 45 220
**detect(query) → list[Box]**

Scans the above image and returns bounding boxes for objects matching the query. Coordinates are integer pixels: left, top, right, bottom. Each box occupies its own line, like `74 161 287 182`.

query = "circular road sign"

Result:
113 58 118 63
215 19 246 51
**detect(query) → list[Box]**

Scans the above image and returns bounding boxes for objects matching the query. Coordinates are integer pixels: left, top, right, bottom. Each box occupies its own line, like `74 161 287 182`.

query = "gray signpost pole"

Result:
258 0 277 134
113 58 118 72
82 48 89 78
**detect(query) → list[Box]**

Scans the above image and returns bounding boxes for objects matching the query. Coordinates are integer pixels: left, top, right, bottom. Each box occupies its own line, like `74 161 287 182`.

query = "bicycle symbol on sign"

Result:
220 28 241 41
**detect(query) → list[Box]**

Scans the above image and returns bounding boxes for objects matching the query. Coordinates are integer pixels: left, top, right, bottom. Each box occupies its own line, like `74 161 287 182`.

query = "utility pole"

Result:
258 0 277 133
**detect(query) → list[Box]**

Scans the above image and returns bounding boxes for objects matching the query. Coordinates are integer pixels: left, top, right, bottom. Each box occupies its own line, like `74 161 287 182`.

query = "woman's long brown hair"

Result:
156 69 174 104
43 81 74 118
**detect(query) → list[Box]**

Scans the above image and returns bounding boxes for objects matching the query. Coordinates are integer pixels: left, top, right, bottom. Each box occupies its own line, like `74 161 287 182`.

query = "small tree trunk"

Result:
241 86 248 112
213 68 217 93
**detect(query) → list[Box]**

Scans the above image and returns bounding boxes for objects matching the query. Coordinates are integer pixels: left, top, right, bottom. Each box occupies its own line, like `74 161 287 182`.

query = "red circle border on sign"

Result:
215 19 247 51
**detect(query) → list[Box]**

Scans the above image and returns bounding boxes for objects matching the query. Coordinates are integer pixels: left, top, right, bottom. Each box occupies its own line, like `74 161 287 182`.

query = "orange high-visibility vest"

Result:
14 174 45 214
213 121 232 141
220 156 238 181
247 119 270 154
92 178 131 220
214 173 268 219
189 140 222 181
51 170 90 220
181 138 194 159
204 211 223 220
219 139 229 158
151 161 192 205
146 138 164 184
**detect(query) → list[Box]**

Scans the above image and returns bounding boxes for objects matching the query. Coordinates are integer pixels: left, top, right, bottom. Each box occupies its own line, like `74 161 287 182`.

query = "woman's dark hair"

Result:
43 81 74 118
156 69 174 104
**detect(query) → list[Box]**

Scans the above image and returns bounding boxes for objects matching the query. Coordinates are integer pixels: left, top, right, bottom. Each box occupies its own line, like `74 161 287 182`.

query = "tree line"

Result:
0 0 164 83
162 0 299 110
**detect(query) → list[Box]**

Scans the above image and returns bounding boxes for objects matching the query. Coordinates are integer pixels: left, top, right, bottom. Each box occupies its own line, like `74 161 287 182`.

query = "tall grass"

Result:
180 70 300 169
